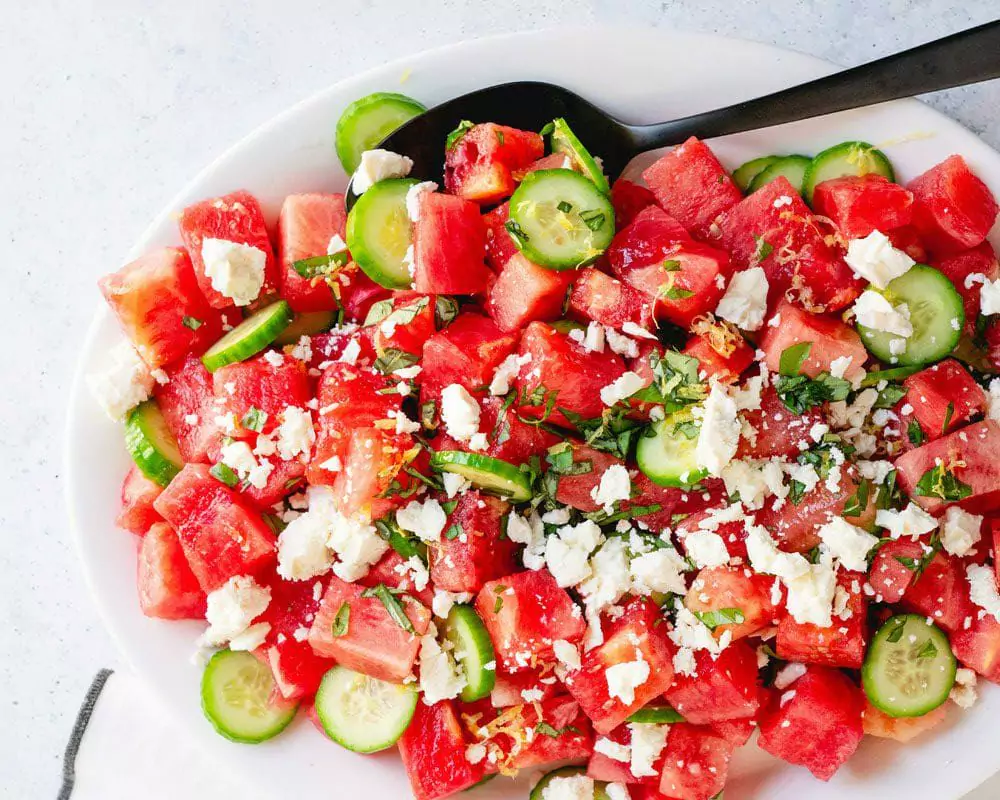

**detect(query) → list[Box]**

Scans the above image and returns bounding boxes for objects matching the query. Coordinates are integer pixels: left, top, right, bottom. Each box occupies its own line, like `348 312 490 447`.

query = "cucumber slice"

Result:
201 650 298 743
314 665 418 753
442 605 496 702
858 365 923 387
862 614 956 717
530 767 610 800
346 178 418 289
802 141 895 203
748 154 812 194
627 703 685 724
273 310 337 345
544 118 610 194
732 156 779 192
508 169 615 270
636 412 706 488
856 265 964 366
430 451 533 502
335 92 426 174
125 400 183 486
201 301 293 372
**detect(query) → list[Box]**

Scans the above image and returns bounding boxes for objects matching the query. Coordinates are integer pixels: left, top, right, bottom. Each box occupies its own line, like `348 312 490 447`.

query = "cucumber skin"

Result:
335 92 426 173
732 156 779 192
444 605 497 703
124 401 183 487
636 418 706 489
430 451 533 502
345 179 417 290
548 118 610 194
314 666 418 753
202 301 293 372
200 650 298 744
747 155 812 194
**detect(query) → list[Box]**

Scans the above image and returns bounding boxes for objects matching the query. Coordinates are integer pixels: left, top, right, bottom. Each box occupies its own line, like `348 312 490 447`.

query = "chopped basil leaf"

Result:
778 342 812 376
661 259 682 272
363 299 395 326
942 402 955 433
209 462 239 488
907 420 925 446
361 584 414 633
293 252 348 279
774 372 851 414
885 618 907 643
374 348 420 374
241 406 267 433
505 218 530 246
915 462 973 502
445 120 475 151
434 296 460 328
535 721 581 738
874 383 907 409
557 200 573 213
495 128 505 146
182 315 203 331
663 285 695 300
331 603 350 637
579 209 606 231
445 522 463 541
788 479 807 506
752 235 774 263
842 478 871 518
673 420 700 440
916 639 938 659
694 607 745 630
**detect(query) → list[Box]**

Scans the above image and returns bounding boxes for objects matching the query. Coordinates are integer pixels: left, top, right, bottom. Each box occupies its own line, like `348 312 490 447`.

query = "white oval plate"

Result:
66 26 1000 800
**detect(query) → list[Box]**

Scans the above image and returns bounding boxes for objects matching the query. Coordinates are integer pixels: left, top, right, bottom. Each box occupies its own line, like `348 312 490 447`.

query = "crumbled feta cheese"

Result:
440 383 481 441
87 341 155 420
981 277 1000 315
263 350 284 367
967 564 1000 622
605 327 639 358
418 626 466 704
669 606 727 659
276 509 335 581
202 575 271 646
856 459 894 484
940 507 984 557
220 440 273 489
888 337 907 357
605 653 649 705
628 722 669 778
951 667 978 709
396 498 448 543
442 472 471 498
541 774 595 800
319 455 342 472
829 356 854 380
594 737 631 763
276 406 315 460
630 547 688 596
695 381 740 476
600 371 645 407
591 464 632 513
577 321 606 353
405 181 438 221
521 511 548 571
338 338 362 366
784 560 837 628
352 149 414 195
844 230 915 289
715 267 769 331
489 353 529 395
578 538 631 618
545 520 603 587
852 290 913 337
553 639 582 672
431 589 472 619
605 784 630 800
465 743 486 765
395 555 430 592
876 502 938 539
989 378 1000 422
327 234 348 255
684 530 730 569
312 487 389 582
621 321 658 340
817 516 879 572
774 662 807 690
201 238 267 306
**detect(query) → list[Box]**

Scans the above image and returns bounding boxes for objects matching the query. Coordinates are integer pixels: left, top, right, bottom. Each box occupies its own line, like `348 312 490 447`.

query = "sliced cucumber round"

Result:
732 156 780 192
201 650 298 744
530 767 610 800
346 178 417 289
442 605 496 703
430 451 533 502
862 614 956 718
802 140 895 203
636 412 706 488
748 154 812 194
314 665 418 753
856 264 964 366
335 92 426 174
508 169 615 270
273 310 337 345
545 118 610 194
627 703 685 724
125 400 183 486
202 301 293 372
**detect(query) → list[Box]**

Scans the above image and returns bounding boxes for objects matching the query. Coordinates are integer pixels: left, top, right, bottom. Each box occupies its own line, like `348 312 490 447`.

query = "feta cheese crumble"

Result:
591 464 632 513
683 530 730 569
628 722 669 778
418 626 466 704
87 341 155 420
981 277 1000 316
276 509 335 581
440 383 481 441
489 353 530 395
202 575 271 646
352 149 413 195
405 181 438 221
817 516 879 572
940 506 983 557
875 502 938 539
545 520 603 587
201 238 267 306
715 266 769 331
605 653 649 705
396 497 448 543
844 230 915 289
967 564 1000 622
852 290 913 337
600 371 645 407
541 774 595 800
695 381 740 476
276 406 315 460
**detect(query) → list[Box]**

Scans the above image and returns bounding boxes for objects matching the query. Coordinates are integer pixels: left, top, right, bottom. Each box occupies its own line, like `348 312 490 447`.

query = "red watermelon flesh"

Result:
811 174 914 239
658 724 734 800
420 313 517 406
276 192 347 313
399 701 486 800
610 178 657 229
760 299 867 379
902 359 986 441
567 268 655 331
137 522 207 619
117 465 164 535
681 329 754 384
213 354 311 439
901 551 976 633
486 253 575 332
776 570 868 669
663 640 760 725
934 241 1000 335
430 491 519 594
154 354 220 463
413 192 491 295
483 202 519 271
444 123 544 205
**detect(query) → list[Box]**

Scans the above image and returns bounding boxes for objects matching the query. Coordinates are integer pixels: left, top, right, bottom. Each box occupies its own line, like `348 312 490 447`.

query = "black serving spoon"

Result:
345 19 1000 209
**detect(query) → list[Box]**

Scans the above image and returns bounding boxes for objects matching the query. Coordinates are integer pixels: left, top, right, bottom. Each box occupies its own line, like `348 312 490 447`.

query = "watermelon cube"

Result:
475 396 560 464
863 698 947 742
485 253 575 332
413 192 491 294
901 551 976 633
430 491 519 594
907 155 1000 256
886 224 929 262
934 242 1000 335
664 640 760 724
951 613 1000 682
308 574 431 683
152 463 276 591
567 268 655 331
340 270 392 324
757 666 864 781
276 192 347 313
610 178 657 229
488 667 559 708
565 598 676 734
683 567 783 641
212 354 311 439
260 573 333 699
658 724 734 800
99 247 222 369
475 570 586 673
902 359 986 441
811 174 914 239
641 137 743 238
736 384 825 460
681 328 754 384
760 299 867 379
399 701 486 800
552 443 625 514
136 522 206 619
503 696 594 771
675 510 750 562
420 313 517 407
361 550 435 609
776 570 868 669
116 465 164 535
482 202 519 271
154 354 220 463
239 457 307 510
177 190 279 309
868 538 924 603
444 123 544 205
333 427 417 519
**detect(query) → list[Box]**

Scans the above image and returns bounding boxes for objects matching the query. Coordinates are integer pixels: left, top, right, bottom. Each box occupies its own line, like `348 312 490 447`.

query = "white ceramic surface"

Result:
65 26 1000 800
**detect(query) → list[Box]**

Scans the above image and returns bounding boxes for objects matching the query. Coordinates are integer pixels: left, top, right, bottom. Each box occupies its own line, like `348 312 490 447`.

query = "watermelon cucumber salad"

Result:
86 86 1000 800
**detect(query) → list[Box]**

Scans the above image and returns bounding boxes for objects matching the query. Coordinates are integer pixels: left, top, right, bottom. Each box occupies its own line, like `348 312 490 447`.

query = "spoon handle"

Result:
629 19 1000 151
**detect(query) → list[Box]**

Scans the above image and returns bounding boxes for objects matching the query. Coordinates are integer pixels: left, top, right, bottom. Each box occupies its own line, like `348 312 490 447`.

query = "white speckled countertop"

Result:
2 1 999 797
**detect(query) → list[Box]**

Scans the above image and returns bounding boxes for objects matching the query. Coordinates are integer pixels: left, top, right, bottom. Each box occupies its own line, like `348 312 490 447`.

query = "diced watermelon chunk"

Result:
681 328 754 384
333 428 417 519
486 253 575 332
567 268 655 331
760 299 867 379
340 270 392 324
515 322 626 425
154 354 220 462
901 359 986 441
361 550 434 609
276 192 347 312
420 313 517 407
116 465 164 535
153 464 276 591
475 570 586 673
136 522 206 619
901 551 976 633
886 224 929 262
430 491 519 594
675 510 750 562
399 700 486 800
413 192 491 294
716 177 863 312
811 174 914 239
658 724 734 800
951 613 1000 682
868 538 924 603
863 699 947 741
488 666 560 708
177 190 279 309
308 574 430 683
475 396 560 464
907 155 999 256
711 716 755 748
757 666 864 781
564 598 676 734
587 723 651 785
934 242 1000 335
444 123 544 205
777 570 868 669
641 137 743 238
99 247 222 369
664 640 760 724
212 354 311 439
610 178 657 229
737 384 825 460
482 203 519 271
683 566 782 641
370 293 437 357
499 696 594 771
895 421 1000 515
552 443 624 513
239 457 307 510
511 152 574 181
306 327 376 371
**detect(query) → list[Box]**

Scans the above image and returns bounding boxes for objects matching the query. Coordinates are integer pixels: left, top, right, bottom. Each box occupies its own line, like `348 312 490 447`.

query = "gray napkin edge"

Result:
58 669 114 800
